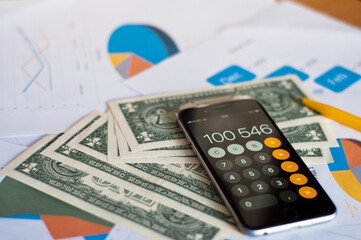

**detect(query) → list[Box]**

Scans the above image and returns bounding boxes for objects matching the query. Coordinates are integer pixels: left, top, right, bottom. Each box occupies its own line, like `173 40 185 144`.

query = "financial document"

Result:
126 4 361 140
0 0 275 136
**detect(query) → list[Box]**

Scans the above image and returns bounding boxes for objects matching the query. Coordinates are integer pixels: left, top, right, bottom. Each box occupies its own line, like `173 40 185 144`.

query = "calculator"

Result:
177 99 336 235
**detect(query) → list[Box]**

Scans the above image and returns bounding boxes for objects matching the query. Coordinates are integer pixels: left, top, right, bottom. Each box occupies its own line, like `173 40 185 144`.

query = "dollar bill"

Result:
114 122 196 162
107 111 120 162
40 112 236 224
67 111 198 164
280 120 338 148
296 147 333 164
108 76 319 151
67 112 108 162
1 134 239 240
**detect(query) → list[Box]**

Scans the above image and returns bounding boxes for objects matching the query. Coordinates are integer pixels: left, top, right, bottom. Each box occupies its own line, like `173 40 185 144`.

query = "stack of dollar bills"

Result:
1 76 339 239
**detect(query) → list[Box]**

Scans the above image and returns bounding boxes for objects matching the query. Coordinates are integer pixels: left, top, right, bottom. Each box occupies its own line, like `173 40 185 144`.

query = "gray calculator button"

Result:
208 147 225 158
240 194 278 210
251 181 269 193
215 159 233 171
246 140 263 151
223 172 241 183
235 156 252 167
243 168 260 180
271 177 288 189
227 144 244 155
231 184 249 197
254 152 271 164
262 164 280 176
280 190 298 203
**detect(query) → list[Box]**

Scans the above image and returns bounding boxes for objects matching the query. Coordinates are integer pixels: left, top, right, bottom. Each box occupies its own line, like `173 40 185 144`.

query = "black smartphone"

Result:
177 99 336 236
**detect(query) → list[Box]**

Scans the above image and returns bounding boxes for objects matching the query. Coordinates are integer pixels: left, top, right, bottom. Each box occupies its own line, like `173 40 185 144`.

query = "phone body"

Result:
177 99 336 236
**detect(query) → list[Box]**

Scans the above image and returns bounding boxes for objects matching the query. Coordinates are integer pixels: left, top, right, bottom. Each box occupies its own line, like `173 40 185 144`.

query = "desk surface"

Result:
294 0 361 29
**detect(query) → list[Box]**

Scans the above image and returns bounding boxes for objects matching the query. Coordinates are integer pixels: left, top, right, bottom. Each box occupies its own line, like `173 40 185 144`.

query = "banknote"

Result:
280 120 338 148
114 122 196 162
67 112 108 162
1 134 239 240
108 76 319 151
296 147 333 164
107 111 120 162
67 111 198 164
41 111 235 222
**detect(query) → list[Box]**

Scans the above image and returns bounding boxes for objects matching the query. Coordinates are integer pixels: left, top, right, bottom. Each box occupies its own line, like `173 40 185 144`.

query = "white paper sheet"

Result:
0 140 27 169
0 0 275 136
0 217 53 240
0 140 27 182
0 134 44 147
125 6 361 140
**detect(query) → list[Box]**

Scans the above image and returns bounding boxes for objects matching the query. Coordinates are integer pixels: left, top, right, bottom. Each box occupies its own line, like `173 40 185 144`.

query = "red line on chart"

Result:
21 29 50 92
18 27 50 93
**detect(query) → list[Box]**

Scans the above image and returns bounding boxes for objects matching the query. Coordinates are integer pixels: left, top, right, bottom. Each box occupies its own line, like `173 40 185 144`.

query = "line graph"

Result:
0 1 137 136
17 26 52 93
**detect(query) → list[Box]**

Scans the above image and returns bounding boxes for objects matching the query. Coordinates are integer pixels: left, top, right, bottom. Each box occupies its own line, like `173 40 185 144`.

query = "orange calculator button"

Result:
299 186 317 199
264 137 281 148
281 161 299 172
290 173 308 185
272 149 290 160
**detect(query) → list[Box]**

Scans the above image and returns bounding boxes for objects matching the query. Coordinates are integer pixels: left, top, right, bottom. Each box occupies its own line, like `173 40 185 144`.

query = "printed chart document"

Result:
126 27 361 141
0 0 275 136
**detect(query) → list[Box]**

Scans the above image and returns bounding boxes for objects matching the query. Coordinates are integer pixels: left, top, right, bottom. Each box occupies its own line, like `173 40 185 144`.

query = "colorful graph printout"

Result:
2 215 111 240
108 24 179 79
0 177 113 239
329 139 361 202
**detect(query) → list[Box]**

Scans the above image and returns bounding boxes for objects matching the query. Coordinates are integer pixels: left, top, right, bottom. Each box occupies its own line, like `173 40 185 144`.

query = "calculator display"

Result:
177 99 336 235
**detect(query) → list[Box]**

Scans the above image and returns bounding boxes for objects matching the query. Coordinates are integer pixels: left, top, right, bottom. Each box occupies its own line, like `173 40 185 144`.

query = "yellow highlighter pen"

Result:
298 97 361 132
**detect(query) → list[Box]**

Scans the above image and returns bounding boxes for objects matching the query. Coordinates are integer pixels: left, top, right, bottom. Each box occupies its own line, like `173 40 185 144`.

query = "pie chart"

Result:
108 24 179 79
328 138 361 202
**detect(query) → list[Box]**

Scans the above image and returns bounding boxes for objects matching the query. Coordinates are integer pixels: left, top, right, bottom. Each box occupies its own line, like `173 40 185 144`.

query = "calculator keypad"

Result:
207 137 318 211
